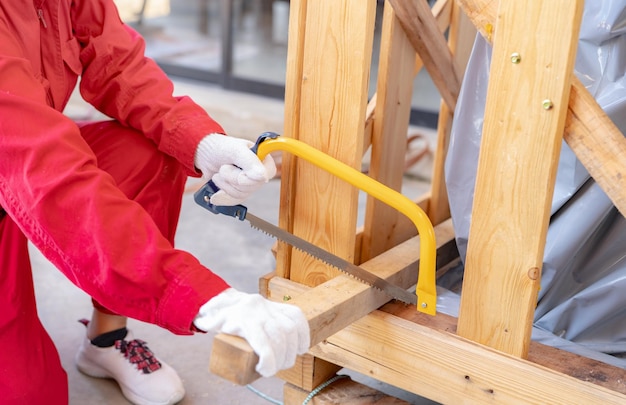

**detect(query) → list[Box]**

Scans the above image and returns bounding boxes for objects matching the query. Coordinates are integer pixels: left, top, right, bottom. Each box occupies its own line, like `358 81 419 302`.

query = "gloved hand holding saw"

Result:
194 133 277 206
193 288 310 377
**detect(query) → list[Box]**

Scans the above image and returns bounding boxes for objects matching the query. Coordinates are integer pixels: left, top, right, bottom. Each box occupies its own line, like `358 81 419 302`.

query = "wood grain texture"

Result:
270 280 626 404
458 0 626 216
208 220 456 385
387 0 461 110
276 0 308 280
287 0 377 287
564 79 626 216
456 0 584 356
361 0 418 262
428 3 476 226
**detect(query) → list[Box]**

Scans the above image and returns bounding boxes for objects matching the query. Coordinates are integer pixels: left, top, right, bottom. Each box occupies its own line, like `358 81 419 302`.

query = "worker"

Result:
0 1 309 405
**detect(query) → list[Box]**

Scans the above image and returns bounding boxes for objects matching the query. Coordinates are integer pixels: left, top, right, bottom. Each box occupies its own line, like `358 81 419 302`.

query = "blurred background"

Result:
115 0 441 129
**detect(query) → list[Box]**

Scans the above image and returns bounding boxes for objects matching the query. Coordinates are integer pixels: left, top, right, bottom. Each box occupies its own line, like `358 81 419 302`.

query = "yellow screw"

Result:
510 52 521 64
542 99 554 110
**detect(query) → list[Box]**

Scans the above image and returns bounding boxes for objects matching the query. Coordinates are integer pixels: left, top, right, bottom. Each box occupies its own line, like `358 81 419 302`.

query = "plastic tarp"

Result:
442 1 626 368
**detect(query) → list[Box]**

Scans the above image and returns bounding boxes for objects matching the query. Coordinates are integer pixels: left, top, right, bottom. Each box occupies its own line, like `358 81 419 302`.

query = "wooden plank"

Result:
311 310 626 405
456 0 584 357
275 0 308 280
564 79 626 217
387 0 462 111
362 0 452 148
208 220 456 385
276 281 626 401
427 3 476 226
358 0 452 256
210 332 260 385
458 0 582 357
383 301 626 395
360 0 419 262
458 0 583 357
286 0 377 287
458 0 626 218
458 0 498 42
266 278 626 404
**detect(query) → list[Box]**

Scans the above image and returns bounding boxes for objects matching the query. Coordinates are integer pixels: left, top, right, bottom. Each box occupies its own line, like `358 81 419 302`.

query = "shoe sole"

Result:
76 353 184 405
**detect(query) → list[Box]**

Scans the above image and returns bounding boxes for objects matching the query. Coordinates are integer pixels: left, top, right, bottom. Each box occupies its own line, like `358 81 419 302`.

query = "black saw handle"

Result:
193 131 279 221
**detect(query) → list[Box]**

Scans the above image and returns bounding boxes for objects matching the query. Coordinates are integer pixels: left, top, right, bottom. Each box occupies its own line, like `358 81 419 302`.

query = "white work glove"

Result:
194 288 310 377
194 134 277 206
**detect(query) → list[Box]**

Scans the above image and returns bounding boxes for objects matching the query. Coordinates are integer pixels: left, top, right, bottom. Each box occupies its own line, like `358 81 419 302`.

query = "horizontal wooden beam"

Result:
264 281 625 404
209 220 457 385
383 301 626 395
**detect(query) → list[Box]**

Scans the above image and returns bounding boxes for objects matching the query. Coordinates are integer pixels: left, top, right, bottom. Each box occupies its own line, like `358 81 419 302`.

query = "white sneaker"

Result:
75 331 185 405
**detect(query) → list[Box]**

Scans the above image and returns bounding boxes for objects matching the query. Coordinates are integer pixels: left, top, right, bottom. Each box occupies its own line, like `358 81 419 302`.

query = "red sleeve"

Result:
0 3 230 335
71 0 225 175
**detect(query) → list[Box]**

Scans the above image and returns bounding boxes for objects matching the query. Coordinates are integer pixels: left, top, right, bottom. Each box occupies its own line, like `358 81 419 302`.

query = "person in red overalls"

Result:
0 1 309 404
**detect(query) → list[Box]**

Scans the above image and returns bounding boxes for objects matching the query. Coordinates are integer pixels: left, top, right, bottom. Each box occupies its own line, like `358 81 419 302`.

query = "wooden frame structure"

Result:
210 0 626 403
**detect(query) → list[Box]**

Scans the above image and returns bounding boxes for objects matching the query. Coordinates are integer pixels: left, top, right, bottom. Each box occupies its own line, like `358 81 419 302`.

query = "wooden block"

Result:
258 271 275 298
209 334 260 385
277 354 342 392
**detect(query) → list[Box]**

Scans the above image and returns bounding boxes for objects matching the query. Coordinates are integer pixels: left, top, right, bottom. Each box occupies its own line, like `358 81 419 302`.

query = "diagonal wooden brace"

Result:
387 0 462 111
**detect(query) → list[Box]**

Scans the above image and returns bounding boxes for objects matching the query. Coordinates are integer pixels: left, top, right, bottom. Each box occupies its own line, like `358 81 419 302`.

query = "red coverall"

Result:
0 1 231 403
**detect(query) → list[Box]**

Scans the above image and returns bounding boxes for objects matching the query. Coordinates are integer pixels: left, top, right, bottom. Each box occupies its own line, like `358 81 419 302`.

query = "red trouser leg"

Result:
0 214 69 404
77 120 188 316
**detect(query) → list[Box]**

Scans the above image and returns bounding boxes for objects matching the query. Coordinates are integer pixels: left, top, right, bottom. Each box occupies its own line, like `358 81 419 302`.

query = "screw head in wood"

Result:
510 52 521 64
421 302 428 309
542 99 554 110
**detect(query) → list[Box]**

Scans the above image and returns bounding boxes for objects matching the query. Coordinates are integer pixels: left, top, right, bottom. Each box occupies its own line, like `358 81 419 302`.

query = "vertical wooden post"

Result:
456 0 584 357
427 3 475 226
361 0 417 262
275 0 378 398
275 0 308 280
277 0 377 287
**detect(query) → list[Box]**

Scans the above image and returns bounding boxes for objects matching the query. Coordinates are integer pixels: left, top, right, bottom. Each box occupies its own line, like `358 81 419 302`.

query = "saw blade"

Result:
245 212 417 306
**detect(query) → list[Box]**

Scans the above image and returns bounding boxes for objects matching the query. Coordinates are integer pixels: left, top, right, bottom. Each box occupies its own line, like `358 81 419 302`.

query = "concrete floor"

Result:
31 80 439 404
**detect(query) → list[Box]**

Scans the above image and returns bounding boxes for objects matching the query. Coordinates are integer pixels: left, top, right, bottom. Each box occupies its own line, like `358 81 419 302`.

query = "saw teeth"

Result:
251 224 379 288
249 223 414 304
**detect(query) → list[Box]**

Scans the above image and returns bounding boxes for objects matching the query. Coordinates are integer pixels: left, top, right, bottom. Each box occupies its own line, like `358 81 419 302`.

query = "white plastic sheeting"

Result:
442 1 626 367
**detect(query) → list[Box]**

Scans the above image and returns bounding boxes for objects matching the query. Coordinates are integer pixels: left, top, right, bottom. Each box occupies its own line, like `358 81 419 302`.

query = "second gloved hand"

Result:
193 288 310 377
194 134 277 206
